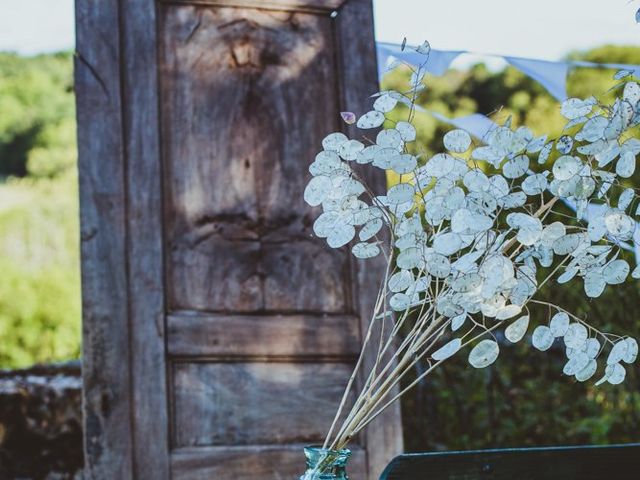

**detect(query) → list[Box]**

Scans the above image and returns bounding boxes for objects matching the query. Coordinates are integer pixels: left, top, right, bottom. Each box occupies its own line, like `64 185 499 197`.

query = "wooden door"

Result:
76 1 402 479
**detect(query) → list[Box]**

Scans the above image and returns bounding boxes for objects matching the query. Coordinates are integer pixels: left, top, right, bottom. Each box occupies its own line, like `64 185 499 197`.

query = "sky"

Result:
0 0 638 63
0 0 75 55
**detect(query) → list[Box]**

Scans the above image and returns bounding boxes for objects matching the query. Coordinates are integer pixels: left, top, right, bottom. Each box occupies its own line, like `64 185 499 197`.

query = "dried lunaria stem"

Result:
304 41 640 456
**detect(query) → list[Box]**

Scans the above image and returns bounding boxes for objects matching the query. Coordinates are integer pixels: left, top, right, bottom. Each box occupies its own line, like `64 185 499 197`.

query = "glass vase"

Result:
299 446 351 480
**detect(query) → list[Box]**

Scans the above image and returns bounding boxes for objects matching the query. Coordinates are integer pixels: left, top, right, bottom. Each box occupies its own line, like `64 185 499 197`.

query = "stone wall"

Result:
0 362 82 479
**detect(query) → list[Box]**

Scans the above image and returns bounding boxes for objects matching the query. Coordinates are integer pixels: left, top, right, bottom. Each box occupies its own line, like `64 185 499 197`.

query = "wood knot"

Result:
229 40 254 68
229 39 280 71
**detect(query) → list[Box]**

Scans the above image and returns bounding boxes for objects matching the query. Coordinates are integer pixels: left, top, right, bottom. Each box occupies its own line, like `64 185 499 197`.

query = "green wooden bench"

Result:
380 443 640 479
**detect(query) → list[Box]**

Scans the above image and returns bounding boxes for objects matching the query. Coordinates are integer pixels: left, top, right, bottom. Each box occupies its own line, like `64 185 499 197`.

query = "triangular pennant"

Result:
376 43 462 77
504 56 569 101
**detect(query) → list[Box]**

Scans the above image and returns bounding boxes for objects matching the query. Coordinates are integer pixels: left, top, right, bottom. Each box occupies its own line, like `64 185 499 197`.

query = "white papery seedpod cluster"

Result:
306 42 640 455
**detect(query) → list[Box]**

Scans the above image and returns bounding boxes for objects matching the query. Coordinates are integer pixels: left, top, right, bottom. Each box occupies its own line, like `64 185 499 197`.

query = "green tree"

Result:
0 52 74 177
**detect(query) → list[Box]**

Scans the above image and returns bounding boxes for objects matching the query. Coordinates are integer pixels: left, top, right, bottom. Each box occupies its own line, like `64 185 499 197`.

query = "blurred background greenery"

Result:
0 45 638 450
0 51 80 368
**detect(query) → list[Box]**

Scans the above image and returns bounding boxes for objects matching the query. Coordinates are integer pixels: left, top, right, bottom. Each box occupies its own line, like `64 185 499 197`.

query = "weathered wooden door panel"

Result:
161 4 352 314
172 362 355 446
77 0 402 478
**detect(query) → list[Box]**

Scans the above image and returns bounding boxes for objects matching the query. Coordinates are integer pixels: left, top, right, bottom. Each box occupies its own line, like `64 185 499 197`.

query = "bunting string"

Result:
376 42 640 101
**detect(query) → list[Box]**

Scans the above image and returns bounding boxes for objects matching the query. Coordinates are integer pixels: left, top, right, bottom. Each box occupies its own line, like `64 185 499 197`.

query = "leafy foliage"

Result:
0 52 79 368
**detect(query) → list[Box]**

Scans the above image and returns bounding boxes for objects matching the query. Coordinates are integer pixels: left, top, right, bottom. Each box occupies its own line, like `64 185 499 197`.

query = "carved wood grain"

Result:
160 4 353 313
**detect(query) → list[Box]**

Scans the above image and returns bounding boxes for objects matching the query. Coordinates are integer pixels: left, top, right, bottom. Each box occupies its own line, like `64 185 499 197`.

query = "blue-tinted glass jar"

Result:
299 446 351 480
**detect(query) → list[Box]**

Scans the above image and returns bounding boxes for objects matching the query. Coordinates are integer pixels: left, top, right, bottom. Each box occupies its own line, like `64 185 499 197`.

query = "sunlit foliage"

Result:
0 52 79 368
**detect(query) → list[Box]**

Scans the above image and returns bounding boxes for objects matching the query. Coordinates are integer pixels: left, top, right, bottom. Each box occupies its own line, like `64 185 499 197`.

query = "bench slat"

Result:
381 443 640 479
